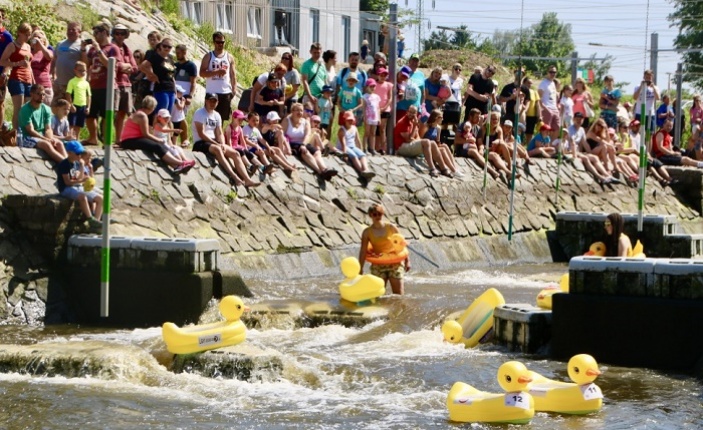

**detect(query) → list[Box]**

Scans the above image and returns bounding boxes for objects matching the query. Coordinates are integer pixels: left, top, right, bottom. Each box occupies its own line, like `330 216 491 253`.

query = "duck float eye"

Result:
505 375 512 383
573 366 580 374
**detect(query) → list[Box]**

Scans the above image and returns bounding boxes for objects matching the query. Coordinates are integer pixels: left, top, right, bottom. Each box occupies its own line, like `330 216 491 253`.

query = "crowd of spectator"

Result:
3 15 703 229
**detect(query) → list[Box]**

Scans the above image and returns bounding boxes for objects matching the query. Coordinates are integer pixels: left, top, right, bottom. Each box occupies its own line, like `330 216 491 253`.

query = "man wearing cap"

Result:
499 68 530 122
174 44 197 96
249 63 287 114
51 21 81 105
463 65 496 123
253 73 285 120
111 24 137 142
200 32 237 120
18 84 68 162
538 64 560 140
82 23 123 146
56 140 103 231
192 93 260 188
652 119 703 168
396 54 425 123
337 51 367 94
300 42 327 106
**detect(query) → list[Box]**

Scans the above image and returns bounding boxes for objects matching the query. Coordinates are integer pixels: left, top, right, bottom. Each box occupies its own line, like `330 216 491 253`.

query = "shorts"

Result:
8 79 31 97
69 106 87 128
215 93 234 120
396 140 424 157
341 146 365 159
235 147 256 162
600 111 618 129
525 116 538 135
172 120 183 129
541 107 561 131
381 111 391 119
117 86 134 113
19 134 39 148
657 155 682 166
365 119 379 126
647 158 663 169
193 140 214 154
291 142 318 156
89 88 118 119
60 185 100 202
370 263 404 280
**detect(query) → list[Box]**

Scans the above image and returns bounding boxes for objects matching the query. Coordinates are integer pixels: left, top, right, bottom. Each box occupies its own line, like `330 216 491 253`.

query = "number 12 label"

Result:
504 392 531 410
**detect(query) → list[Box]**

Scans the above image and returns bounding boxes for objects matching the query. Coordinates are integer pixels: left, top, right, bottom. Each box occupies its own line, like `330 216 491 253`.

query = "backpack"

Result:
338 67 367 90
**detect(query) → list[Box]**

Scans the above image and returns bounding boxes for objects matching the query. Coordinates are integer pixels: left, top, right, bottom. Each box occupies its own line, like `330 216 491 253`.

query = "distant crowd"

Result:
3 14 703 229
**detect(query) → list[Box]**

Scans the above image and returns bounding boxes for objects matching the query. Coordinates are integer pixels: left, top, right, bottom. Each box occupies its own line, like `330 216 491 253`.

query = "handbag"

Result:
584 102 595 118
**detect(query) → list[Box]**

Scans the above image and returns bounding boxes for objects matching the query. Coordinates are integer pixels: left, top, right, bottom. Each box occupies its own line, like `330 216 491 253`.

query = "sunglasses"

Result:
549 71 557 74
369 211 383 217
114 32 128 36
214 40 225 45
604 221 612 227
93 29 104 34
282 56 292 60
454 67 462 71
161 45 173 49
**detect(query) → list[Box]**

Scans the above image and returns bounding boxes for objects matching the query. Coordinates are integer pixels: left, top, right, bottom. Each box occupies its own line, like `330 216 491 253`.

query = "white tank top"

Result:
205 51 233 94
337 126 357 150
286 118 307 144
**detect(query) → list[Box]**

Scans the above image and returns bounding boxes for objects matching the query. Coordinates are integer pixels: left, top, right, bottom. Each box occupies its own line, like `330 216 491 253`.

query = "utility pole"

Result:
651 32 658 85
675 63 683 148
388 3 398 154
416 0 424 54
666 72 672 94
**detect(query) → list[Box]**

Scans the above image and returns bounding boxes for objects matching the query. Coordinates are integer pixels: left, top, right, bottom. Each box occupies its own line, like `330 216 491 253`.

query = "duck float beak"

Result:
518 375 533 384
584 250 595 256
243 305 251 312
586 368 601 376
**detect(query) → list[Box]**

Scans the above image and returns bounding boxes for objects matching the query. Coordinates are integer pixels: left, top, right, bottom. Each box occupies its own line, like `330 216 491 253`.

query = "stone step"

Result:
170 344 284 382
242 300 390 329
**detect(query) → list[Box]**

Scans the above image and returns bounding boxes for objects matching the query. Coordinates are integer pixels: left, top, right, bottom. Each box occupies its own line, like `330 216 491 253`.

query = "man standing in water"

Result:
358 204 410 295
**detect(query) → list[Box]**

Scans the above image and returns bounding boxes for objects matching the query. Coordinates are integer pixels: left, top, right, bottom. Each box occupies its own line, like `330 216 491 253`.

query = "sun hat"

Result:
503 120 513 127
266 111 281 122
157 109 171 118
346 72 359 82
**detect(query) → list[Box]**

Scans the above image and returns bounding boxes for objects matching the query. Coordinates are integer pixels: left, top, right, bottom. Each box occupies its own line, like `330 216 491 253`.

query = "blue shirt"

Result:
0 29 13 74
527 133 550 151
397 71 425 111
656 103 671 128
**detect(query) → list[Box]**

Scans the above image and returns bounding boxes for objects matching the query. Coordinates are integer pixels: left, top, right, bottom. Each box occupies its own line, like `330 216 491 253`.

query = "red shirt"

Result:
115 43 137 88
393 115 414 151
87 42 122 89
652 129 672 159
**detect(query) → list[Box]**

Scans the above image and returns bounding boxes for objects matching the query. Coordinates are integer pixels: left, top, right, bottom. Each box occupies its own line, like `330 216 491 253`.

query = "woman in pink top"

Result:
30 30 54 104
572 77 595 128
690 95 703 134
373 67 393 154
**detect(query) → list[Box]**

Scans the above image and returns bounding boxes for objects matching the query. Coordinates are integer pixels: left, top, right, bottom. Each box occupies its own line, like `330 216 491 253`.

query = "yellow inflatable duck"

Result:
365 233 409 265
447 361 535 424
442 288 505 348
528 354 603 414
338 257 386 304
584 241 607 256
628 240 645 258
162 295 250 355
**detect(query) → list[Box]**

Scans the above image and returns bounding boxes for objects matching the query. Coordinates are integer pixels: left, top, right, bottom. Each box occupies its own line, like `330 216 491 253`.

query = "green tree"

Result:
423 29 453 51
450 25 478 50
519 13 575 77
360 0 389 13
670 1 703 90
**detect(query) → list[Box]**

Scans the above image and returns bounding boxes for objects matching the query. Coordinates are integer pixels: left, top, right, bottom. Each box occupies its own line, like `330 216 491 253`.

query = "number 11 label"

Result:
580 383 603 400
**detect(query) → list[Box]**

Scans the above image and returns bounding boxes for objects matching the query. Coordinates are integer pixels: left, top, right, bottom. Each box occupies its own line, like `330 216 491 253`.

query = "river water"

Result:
1 263 701 429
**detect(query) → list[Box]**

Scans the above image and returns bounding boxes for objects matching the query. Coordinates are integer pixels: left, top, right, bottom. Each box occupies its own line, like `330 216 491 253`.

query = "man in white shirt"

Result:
192 93 259 188
538 65 560 140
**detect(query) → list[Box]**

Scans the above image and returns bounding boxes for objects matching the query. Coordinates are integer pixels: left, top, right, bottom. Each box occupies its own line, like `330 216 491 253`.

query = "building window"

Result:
310 9 320 43
247 7 262 39
216 3 233 32
181 1 203 25
342 16 351 59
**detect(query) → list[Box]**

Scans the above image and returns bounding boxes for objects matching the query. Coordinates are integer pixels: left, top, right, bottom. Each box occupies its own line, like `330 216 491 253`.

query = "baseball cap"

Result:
267 72 279 81
205 93 218 100
322 85 334 93
113 24 129 31
365 78 377 87
503 120 513 127
540 124 552 131
175 85 185 94
232 110 246 120
409 53 420 60
311 115 321 123
65 140 85 155
346 72 359 82
574 112 585 118
377 67 389 75
157 109 171 118
266 111 281 122
400 65 412 78
517 122 526 131
630 119 641 127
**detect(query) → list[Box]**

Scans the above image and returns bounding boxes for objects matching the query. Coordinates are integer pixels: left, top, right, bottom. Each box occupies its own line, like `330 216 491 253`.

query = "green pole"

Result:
508 69 522 241
637 81 648 232
482 99 493 201
100 58 116 318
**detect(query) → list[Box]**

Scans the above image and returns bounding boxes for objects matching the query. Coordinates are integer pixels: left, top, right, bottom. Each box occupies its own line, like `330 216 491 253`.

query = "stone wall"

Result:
0 146 701 324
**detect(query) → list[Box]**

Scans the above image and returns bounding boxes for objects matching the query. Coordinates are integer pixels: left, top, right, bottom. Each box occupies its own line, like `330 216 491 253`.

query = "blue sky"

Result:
398 0 688 93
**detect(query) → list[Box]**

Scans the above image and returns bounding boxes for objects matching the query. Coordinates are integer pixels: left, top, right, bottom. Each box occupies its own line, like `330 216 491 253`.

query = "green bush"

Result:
5 3 65 46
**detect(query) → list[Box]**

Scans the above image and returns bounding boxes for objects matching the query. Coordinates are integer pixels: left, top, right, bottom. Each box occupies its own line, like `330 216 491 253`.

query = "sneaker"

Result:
180 140 190 148
91 157 104 172
175 160 195 175
86 218 102 231
263 164 276 175
248 164 258 176
360 171 376 179
454 170 465 178
429 169 440 178
322 169 338 181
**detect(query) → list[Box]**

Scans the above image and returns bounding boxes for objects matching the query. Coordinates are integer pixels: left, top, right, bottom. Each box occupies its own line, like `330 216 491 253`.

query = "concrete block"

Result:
663 234 703 259
493 304 552 354
131 237 220 252
212 270 253 298
653 259 703 300
569 256 656 297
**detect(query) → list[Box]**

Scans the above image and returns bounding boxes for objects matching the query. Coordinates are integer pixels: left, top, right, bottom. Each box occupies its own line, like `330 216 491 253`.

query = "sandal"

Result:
441 169 454 178
429 169 440 177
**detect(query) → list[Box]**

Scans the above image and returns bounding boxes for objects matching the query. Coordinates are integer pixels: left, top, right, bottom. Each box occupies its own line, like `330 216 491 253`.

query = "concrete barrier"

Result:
568 256 656 297
493 304 552 354
653 259 703 299
67 235 220 272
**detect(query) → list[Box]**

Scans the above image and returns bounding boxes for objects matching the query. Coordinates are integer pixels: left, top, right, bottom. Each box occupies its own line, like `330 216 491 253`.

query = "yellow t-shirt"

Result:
526 88 539 116
66 77 92 107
